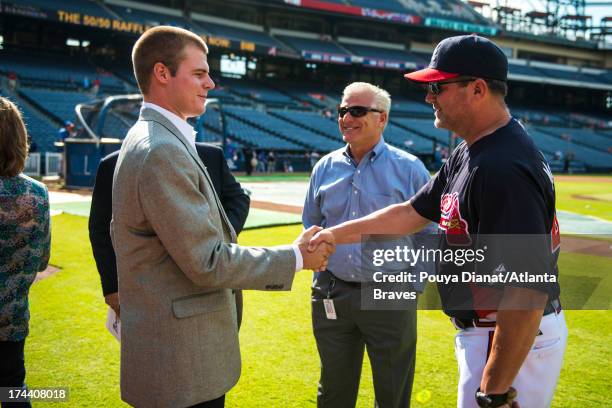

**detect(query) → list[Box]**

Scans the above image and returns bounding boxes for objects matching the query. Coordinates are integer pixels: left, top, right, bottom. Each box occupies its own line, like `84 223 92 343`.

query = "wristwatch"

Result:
475 387 517 407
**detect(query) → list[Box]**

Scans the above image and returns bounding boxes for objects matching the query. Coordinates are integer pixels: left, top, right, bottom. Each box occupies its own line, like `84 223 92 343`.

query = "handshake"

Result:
293 226 337 272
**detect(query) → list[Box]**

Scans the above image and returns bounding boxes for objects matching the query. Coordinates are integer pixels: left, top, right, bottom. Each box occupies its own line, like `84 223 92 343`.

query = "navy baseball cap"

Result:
404 34 508 83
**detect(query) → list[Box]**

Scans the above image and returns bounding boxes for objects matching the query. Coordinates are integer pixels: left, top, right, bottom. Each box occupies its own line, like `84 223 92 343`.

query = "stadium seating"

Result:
108 5 195 30
535 126 612 153
508 63 548 78
508 62 612 85
200 106 223 134
4 0 610 176
510 107 567 126
224 105 342 151
196 129 223 144
527 126 610 169
276 35 349 55
101 111 132 139
392 117 450 145
411 51 432 65
223 113 303 150
342 43 427 65
192 20 283 49
536 66 602 84
566 112 612 128
21 0 113 18
269 109 341 140
209 86 241 103
0 92 59 153
93 59 138 89
220 78 297 105
392 97 432 115
0 52 125 93
383 123 436 154
274 82 338 109
587 70 612 85
19 88 95 123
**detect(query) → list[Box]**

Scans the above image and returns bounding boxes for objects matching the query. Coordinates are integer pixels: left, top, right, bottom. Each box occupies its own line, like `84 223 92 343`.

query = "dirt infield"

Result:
250 200 303 214
572 194 612 202
561 236 612 257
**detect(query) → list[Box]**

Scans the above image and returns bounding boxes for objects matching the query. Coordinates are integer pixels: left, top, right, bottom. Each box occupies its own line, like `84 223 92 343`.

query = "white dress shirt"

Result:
142 102 196 151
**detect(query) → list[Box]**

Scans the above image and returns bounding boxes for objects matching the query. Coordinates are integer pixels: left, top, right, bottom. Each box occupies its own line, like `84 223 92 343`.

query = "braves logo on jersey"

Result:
439 192 471 245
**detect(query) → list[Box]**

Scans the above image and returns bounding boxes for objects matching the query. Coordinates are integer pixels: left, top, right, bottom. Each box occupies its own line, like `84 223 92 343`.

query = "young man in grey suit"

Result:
111 26 332 408
89 143 250 328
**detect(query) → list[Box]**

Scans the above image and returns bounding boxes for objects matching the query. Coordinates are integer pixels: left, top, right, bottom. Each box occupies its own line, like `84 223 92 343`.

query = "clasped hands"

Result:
294 226 337 272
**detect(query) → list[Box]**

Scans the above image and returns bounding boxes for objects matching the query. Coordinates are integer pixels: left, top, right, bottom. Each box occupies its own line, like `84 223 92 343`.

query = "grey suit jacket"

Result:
111 108 296 407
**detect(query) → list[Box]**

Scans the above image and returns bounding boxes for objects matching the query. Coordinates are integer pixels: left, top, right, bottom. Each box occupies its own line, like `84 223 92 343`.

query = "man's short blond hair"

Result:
342 82 392 115
132 25 208 95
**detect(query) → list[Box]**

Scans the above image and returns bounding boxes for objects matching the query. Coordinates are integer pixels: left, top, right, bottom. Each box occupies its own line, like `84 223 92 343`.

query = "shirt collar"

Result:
142 102 196 150
342 136 387 163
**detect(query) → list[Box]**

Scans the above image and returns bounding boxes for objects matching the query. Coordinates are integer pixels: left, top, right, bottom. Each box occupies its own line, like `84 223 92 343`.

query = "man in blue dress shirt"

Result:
303 82 431 408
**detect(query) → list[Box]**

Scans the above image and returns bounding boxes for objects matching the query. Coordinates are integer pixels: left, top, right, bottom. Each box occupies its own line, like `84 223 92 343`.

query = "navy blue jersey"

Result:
412 118 561 319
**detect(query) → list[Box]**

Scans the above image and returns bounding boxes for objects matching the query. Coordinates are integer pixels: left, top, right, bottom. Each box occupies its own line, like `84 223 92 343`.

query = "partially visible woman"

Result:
0 96 50 408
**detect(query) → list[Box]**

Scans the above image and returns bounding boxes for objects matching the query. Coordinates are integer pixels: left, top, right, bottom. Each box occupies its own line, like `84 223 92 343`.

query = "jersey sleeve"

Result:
410 160 448 223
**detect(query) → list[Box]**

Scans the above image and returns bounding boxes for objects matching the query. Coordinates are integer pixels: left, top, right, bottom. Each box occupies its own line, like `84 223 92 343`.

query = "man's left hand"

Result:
105 292 120 317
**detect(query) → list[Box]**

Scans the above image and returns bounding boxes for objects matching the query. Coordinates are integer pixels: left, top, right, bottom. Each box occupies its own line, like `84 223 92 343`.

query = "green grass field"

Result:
236 173 310 183
26 176 611 407
554 180 612 221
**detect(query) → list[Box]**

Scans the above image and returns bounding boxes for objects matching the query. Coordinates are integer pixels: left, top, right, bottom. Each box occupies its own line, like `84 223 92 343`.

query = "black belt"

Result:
543 298 562 316
328 271 361 287
451 298 562 330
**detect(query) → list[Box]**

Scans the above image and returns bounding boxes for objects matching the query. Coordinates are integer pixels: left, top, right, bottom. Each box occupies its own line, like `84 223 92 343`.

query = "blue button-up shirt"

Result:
303 137 431 282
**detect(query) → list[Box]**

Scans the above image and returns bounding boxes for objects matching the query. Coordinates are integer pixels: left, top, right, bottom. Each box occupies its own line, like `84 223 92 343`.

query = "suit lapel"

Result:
139 108 237 242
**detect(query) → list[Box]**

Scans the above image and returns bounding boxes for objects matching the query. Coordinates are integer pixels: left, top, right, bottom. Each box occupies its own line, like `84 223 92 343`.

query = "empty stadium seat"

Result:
342 43 427 65
20 88 95 123
508 63 548 78
224 105 342 151
0 52 125 93
392 97 432 115
527 126 610 169
510 107 567 126
383 122 436 154
276 35 349 56
270 109 340 139
193 20 284 49
20 0 113 18
0 92 59 153
223 112 304 150
108 5 195 30
220 78 297 105
101 111 132 138
535 126 612 153
392 117 450 145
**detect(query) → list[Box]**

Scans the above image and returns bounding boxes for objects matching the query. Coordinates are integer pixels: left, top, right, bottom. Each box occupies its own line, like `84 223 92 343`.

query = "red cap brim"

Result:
403 68 460 83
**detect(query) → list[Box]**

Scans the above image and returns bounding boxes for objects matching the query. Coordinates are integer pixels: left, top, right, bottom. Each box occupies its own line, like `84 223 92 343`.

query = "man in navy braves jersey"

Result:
309 34 567 408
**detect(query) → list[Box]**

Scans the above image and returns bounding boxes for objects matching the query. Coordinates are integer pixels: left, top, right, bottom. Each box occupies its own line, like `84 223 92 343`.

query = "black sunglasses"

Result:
427 78 476 96
337 105 383 118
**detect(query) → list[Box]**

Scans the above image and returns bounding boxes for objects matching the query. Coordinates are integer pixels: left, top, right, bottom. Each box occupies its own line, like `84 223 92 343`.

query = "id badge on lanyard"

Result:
323 276 337 320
